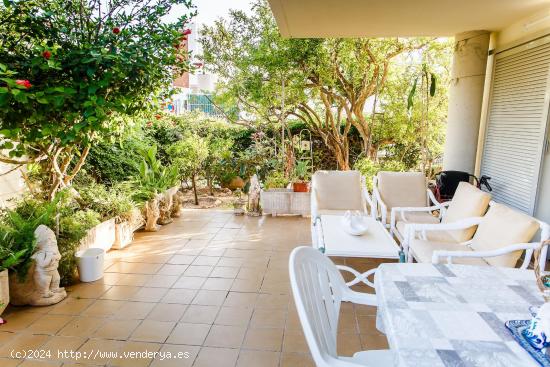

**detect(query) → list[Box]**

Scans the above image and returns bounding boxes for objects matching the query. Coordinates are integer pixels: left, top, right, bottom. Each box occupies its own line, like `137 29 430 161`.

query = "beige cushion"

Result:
441 182 492 242
471 203 539 268
396 221 455 242
313 171 363 211
409 239 488 266
316 209 354 216
377 171 427 210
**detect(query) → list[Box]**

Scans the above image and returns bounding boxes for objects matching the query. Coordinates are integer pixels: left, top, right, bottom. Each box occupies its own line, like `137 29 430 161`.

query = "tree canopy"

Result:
0 0 196 197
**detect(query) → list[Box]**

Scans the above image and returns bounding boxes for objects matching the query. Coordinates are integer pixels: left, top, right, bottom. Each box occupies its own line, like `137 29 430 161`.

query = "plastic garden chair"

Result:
289 246 394 367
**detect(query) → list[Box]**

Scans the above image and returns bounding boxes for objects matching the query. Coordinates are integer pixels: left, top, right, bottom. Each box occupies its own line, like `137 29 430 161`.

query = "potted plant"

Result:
264 171 290 191
0 246 28 323
131 146 179 232
292 160 311 192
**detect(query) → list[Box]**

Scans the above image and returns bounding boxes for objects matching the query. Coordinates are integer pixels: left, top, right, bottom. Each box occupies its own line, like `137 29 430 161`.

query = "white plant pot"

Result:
0 270 8 316
79 218 116 252
75 248 105 282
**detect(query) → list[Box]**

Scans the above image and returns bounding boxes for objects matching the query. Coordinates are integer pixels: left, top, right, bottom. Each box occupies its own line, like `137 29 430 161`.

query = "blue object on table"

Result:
506 320 550 367
398 250 406 263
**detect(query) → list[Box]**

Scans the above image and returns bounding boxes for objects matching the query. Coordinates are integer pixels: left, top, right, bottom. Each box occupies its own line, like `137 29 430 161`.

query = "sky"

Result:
167 0 253 26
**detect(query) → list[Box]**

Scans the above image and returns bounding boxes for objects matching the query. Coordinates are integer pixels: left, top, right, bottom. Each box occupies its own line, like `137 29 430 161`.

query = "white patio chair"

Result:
372 171 441 231
289 246 394 367
403 202 550 270
311 171 374 248
392 182 491 244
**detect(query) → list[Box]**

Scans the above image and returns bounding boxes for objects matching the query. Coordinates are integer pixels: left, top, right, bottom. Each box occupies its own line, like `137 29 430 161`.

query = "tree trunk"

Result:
207 177 214 196
191 174 199 205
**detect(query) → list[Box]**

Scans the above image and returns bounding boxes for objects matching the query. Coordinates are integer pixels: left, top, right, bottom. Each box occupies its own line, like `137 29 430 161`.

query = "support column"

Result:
443 30 490 173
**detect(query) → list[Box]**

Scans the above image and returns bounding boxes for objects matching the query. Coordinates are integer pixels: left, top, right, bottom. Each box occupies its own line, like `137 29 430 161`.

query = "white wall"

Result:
0 163 25 208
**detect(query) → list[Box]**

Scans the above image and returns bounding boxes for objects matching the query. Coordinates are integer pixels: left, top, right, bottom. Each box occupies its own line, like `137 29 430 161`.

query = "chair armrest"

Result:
390 204 446 238
363 188 375 219
432 242 539 269
406 216 483 233
402 217 484 261
342 288 377 306
373 187 387 225
427 188 440 206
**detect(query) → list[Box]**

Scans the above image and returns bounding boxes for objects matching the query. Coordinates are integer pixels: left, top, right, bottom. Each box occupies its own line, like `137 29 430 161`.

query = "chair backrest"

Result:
376 171 427 209
289 246 348 367
312 170 364 211
471 202 542 267
442 182 492 242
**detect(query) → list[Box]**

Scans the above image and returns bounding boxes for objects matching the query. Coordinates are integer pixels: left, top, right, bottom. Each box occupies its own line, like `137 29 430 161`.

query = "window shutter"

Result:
480 40 550 214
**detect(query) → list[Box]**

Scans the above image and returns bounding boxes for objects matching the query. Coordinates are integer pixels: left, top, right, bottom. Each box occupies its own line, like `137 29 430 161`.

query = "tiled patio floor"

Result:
0 209 391 367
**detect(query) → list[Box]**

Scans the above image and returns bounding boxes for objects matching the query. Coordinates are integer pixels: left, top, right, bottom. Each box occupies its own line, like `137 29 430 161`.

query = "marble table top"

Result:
374 263 545 367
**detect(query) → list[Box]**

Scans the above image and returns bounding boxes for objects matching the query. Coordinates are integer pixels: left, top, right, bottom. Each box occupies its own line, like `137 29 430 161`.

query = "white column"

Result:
443 31 490 173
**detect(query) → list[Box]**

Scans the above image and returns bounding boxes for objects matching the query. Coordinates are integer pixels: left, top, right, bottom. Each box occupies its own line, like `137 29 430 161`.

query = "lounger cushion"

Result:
471 203 539 267
396 221 455 242
313 171 364 211
409 239 488 266
441 182 492 242
377 172 427 209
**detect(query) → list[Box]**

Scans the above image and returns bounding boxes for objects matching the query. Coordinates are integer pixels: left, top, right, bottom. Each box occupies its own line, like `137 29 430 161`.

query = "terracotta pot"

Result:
293 181 309 192
227 176 245 190
0 270 8 316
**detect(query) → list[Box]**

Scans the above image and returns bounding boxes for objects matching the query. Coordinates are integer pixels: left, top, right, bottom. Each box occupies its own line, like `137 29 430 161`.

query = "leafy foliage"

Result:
132 145 179 202
263 171 289 190
0 0 195 196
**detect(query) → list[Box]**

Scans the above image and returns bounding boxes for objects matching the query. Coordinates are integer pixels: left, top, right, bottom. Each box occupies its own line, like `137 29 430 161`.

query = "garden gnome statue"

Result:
247 174 261 216
9 225 67 306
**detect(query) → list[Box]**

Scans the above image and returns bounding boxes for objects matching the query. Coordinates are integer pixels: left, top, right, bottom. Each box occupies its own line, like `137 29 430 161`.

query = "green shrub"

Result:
132 145 179 202
57 209 101 285
0 190 101 285
264 171 289 190
74 179 135 222
0 195 59 279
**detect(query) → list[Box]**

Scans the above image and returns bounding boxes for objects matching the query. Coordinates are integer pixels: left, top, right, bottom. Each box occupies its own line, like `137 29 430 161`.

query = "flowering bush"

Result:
0 0 196 198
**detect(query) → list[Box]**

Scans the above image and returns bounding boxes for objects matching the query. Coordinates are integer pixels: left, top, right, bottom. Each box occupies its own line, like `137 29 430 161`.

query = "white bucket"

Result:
75 248 105 282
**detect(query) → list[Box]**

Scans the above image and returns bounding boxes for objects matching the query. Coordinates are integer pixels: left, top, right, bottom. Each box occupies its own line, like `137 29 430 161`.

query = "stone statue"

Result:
247 174 261 216
158 187 178 225
144 194 161 232
9 225 67 306
171 191 184 218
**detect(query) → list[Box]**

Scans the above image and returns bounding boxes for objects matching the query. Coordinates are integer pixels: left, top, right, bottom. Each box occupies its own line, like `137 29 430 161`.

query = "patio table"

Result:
315 214 400 287
374 263 544 367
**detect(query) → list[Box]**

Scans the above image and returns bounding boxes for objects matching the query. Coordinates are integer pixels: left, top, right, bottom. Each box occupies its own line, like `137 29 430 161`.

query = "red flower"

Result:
182 29 192 36
15 80 32 89
42 50 52 60
112 27 121 34
193 62 203 68
155 114 161 120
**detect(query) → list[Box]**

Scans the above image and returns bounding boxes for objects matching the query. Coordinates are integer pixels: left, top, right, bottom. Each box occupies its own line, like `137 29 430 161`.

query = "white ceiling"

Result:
267 0 550 38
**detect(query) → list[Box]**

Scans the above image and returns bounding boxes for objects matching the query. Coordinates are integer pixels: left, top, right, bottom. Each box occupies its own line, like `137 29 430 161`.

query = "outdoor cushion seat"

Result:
377 171 427 209
470 202 539 267
440 182 491 242
409 239 488 266
396 220 455 243
394 182 490 243
313 170 364 212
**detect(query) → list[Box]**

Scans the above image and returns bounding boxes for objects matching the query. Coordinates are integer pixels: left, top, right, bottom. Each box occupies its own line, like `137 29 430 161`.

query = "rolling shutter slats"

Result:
480 42 550 214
